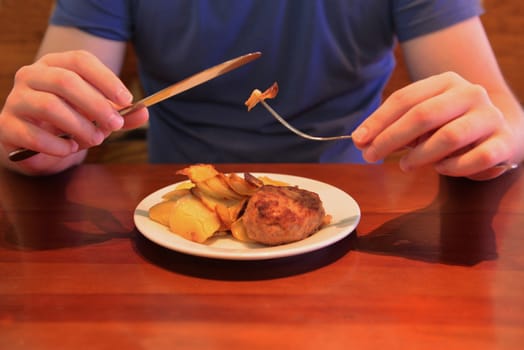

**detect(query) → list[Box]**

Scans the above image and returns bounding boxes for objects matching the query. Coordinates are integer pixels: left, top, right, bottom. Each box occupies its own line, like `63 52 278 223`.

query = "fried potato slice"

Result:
191 187 246 231
197 173 245 200
176 163 219 183
230 217 254 243
226 173 261 196
149 163 307 245
258 175 289 186
161 188 191 200
149 200 177 227
150 189 191 226
178 164 245 200
245 172 264 187
168 194 221 243
245 82 279 111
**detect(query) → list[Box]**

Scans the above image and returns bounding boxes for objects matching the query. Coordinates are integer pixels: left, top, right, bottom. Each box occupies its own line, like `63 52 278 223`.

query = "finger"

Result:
1 116 79 158
434 135 514 177
399 105 502 171
79 107 149 143
352 72 462 147
9 88 108 148
121 107 149 130
39 51 133 106
361 85 472 163
19 64 124 133
466 166 512 181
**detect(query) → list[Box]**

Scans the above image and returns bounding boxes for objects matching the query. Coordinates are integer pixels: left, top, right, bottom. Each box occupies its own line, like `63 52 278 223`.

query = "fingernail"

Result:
352 126 368 143
93 129 105 145
69 140 79 153
363 146 379 163
116 87 133 105
108 111 124 130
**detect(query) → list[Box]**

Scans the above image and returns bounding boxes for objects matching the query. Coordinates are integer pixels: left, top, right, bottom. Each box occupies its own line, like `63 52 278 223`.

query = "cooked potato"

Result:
230 217 254 243
258 176 288 186
244 82 279 111
197 173 245 200
176 163 218 183
190 187 245 230
226 173 261 196
149 200 177 227
244 172 264 188
150 188 191 226
168 194 222 243
161 188 191 200
148 164 312 245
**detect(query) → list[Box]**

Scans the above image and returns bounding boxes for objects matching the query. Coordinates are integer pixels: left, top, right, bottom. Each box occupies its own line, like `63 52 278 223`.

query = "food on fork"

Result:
148 164 331 245
245 82 279 111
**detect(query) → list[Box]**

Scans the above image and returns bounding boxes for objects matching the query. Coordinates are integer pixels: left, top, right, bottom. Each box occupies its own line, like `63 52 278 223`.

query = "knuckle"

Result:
68 50 94 68
35 94 61 115
440 71 463 85
53 70 80 91
13 65 33 83
477 148 500 167
39 52 59 63
388 88 411 108
488 108 505 127
409 103 436 129
477 137 511 167
437 127 463 149
468 83 489 101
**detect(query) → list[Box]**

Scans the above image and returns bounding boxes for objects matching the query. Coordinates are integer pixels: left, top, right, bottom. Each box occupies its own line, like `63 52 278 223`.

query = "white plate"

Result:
134 173 360 260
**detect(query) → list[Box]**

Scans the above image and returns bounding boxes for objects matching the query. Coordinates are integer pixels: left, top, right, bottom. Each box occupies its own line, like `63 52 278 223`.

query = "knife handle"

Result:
8 134 73 162
6 104 140 162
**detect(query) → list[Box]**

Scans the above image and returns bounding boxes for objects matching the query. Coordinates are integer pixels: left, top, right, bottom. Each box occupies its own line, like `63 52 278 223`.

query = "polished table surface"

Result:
1 163 523 349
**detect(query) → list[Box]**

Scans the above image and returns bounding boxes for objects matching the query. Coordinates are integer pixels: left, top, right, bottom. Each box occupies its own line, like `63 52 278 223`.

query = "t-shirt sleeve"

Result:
393 0 484 42
50 0 132 41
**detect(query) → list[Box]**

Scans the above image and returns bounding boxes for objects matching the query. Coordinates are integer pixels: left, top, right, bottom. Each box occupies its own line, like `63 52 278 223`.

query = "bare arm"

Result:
37 26 127 72
0 25 147 175
353 17 524 180
402 16 524 155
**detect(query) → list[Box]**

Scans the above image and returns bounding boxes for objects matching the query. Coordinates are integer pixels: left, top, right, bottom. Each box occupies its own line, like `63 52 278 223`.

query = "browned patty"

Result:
242 185 326 245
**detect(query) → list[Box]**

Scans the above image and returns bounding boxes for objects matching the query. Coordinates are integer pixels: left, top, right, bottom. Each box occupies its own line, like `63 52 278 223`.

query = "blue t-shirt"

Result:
51 0 483 163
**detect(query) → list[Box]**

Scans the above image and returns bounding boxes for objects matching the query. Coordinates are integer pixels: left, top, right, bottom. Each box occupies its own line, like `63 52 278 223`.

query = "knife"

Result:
8 51 262 162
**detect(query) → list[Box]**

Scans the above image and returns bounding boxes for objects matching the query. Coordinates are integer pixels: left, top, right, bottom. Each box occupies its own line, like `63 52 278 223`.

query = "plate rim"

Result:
134 172 360 260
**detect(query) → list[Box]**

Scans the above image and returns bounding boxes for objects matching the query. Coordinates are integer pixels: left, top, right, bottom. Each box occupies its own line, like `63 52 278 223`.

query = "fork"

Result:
258 100 519 172
259 100 353 141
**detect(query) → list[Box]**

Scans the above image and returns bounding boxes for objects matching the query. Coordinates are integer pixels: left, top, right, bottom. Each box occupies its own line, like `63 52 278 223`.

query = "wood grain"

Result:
0 163 523 349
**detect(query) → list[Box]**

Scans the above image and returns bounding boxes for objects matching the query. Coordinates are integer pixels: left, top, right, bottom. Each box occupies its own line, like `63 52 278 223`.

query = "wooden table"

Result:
1 163 523 349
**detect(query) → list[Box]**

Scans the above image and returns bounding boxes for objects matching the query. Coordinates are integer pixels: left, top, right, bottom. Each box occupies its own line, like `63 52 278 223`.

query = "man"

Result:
0 0 522 179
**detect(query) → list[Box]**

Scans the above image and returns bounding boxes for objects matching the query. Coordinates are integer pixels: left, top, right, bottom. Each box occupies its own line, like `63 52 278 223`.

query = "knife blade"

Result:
118 51 261 115
8 52 262 162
